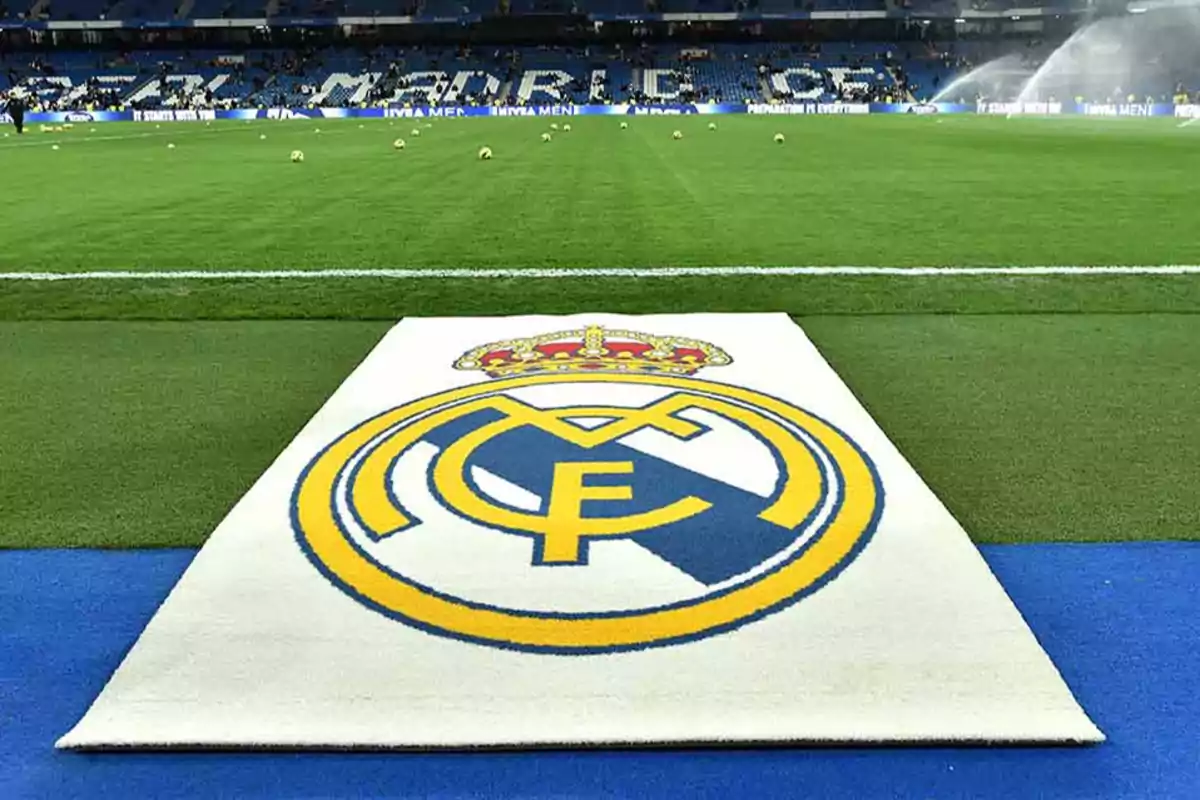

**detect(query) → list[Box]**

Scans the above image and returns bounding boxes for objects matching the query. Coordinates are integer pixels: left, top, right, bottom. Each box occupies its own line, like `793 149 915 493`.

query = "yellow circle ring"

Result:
294 373 882 653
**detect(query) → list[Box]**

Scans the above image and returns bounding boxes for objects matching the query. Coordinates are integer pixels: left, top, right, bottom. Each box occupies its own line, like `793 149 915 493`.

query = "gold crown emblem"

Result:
454 325 732 378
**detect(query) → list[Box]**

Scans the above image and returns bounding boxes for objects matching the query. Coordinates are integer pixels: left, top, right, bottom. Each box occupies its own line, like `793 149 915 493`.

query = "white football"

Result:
541 132 552 142
51 144 60 150
478 146 493 160
708 122 717 131
260 134 267 140
550 122 559 131
167 143 176 149
620 121 628 130
393 138 406 150
562 123 571 132
672 130 683 140
290 150 304 163
411 128 421 136
774 132 785 143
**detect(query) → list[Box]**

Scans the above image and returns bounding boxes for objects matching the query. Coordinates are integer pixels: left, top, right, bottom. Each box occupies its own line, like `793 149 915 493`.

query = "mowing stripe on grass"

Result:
3 265 1200 281
0 120 367 151
0 125 251 150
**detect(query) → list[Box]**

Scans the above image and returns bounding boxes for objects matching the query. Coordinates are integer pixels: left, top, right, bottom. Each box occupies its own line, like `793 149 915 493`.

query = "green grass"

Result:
6 272 1200 320
2 115 1197 549
5 115 1198 320
2 317 1197 548
3 115 1199 275
0 322 386 548
806 314 1200 544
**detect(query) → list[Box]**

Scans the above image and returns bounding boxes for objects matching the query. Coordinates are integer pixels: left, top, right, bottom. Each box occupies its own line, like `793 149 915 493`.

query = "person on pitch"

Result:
3 87 27 135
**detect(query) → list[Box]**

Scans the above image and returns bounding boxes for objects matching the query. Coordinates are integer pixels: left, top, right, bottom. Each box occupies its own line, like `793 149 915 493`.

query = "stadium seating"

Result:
9 36 1191 109
3 44 925 109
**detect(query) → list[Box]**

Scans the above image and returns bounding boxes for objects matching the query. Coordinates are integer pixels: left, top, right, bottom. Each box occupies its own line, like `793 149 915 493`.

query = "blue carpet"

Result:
2 543 1197 799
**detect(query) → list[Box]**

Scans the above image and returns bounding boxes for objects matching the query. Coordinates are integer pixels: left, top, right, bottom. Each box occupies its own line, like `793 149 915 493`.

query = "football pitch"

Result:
3 114 1200 278
2 112 1199 553
4 113 1200 797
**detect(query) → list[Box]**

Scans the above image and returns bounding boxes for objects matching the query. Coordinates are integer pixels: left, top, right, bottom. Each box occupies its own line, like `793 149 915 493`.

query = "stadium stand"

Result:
2 42 943 110
4 0 1196 109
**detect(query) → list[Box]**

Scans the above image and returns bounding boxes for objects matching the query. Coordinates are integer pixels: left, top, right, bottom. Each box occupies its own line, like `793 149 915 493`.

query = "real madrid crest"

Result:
293 326 883 653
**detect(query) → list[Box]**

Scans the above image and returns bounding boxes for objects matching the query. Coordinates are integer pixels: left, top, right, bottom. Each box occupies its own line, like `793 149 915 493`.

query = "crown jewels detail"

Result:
453 325 732 378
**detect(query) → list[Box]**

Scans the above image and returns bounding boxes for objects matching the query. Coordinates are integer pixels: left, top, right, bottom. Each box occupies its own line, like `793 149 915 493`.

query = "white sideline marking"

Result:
1 265 1200 281
1179 117 1200 128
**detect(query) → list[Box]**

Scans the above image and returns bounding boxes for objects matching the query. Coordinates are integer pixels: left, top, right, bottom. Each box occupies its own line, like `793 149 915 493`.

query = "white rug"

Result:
59 313 1103 748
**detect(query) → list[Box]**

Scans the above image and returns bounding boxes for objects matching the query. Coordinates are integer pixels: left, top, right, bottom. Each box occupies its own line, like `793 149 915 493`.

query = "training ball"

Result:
155 124 160 129
51 144 60 150
774 133 785 143
562 123 571 132
290 150 304 163
672 130 683 140
541 132 552 142
167 143 176 149
424 123 432 129
478 146 493 160
708 122 717 131
620 121 628 130
259 134 267 140
411 128 420 136
358 124 365 129
90 128 97 132
314 128 321 134
550 122 559 131
393 138 406 150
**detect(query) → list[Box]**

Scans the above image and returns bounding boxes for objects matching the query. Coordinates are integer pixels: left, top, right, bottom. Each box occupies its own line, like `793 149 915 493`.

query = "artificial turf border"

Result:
3 315 1196 549
2 274 1200 320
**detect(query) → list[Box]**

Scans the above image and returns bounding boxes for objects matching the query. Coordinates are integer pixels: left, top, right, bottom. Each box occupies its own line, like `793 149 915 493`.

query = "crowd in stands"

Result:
4 38 1199 110
2 42 930 110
